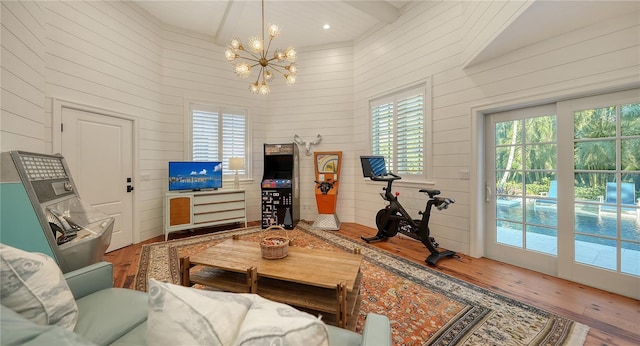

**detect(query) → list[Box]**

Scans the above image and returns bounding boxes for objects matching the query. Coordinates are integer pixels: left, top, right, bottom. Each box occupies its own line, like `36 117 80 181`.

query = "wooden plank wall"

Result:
350 0 640 256
43 0 165 241
1 1 47 152
1 0 638 255
266 42 356 222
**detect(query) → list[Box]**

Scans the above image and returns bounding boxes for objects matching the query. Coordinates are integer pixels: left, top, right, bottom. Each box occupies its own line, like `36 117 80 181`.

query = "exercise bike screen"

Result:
360 156 387 178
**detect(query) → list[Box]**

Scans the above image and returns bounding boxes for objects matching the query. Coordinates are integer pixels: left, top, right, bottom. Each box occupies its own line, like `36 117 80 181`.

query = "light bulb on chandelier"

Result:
224 0 298 95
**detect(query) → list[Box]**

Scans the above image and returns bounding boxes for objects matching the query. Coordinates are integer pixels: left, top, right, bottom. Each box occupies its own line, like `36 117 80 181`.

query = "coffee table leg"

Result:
180 257 191 286
247 266 258 293
336 281 347 328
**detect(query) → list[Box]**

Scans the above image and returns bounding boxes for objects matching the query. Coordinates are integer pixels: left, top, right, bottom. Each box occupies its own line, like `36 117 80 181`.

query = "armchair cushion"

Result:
0 305 93 346
0 243 78 331
63 261 114 300
74 288 148 345
361 312 393 345
109 321 147 346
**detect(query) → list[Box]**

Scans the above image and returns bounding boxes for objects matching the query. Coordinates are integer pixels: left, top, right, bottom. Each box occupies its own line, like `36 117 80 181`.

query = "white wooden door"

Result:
61 107 133 252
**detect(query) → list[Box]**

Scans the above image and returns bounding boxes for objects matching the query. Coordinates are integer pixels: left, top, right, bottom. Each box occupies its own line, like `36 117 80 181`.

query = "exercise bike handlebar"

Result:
369 172 401 182
369 173 453 207
435 197 455 210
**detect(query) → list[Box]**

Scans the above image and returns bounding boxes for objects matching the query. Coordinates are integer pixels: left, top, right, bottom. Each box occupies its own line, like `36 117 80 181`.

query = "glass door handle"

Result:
485 183 492 202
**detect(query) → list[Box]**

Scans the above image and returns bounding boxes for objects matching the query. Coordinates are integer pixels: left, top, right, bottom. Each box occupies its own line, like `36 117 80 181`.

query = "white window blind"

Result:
397 94 424 175
192 110 219 161
372 102 394 171
191 105 247 176
221 112 246 174
370 86 426 178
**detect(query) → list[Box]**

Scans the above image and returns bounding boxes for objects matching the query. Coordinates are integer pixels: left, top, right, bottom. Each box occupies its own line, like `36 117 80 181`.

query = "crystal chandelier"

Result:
224 0 297 95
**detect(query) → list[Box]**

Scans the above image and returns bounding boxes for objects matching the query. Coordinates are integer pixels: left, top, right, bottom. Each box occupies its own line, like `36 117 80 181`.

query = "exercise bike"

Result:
360 156 456 266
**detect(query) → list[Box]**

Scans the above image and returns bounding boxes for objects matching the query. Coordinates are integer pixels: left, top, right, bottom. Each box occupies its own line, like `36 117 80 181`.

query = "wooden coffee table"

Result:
180 239 363 328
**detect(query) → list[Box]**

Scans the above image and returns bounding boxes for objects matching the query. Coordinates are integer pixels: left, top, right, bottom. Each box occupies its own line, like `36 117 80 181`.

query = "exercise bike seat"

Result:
419 189 440 198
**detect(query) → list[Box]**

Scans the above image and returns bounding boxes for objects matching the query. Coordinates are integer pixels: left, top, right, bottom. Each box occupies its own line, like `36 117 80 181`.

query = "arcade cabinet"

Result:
312 152 342 230
261 143 300 229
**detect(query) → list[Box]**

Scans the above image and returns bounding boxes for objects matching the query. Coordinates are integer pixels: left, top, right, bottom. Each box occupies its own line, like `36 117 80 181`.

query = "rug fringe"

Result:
564 323 590 346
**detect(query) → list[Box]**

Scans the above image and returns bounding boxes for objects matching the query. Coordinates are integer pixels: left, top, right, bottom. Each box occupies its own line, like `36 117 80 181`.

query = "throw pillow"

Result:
147 279 251 345
146 279 329 346
0 243 78 331
236 294 329 346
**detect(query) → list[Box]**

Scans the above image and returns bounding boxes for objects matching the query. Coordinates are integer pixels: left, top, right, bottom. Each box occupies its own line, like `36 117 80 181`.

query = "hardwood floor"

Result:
105 221 640 346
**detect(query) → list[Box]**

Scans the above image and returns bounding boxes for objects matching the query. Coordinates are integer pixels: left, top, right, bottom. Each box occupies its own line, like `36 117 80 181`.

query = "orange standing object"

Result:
312 152 342 230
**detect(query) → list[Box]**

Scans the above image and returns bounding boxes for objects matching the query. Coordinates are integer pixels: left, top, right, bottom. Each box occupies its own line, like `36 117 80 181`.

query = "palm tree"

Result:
621 103 640 173
525 115 556 185
499 120 519 189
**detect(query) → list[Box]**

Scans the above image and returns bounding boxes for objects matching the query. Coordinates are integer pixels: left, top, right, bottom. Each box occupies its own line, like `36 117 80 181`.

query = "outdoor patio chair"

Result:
599 182 639 220
534 180 557 211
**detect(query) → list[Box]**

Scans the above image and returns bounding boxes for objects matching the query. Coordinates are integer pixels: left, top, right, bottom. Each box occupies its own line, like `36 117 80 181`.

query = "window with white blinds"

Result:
370 85 427 179
191 105 248 176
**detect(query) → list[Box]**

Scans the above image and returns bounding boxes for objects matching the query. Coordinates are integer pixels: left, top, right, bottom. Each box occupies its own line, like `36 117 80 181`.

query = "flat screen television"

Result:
168 161 222 191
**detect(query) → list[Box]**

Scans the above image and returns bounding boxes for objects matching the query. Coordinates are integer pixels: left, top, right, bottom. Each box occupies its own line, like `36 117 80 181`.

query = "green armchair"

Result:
2 261 392 346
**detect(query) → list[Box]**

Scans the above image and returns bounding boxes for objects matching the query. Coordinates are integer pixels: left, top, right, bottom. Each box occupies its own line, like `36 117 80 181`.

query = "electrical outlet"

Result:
460 169 470 180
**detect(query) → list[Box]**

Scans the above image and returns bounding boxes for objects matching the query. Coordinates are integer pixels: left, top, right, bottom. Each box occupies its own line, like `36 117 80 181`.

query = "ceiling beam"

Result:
343 1 399 24
215 0 247 46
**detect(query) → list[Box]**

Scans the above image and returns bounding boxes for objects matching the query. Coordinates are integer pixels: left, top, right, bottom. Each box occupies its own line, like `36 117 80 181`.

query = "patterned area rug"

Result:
134 222 589 345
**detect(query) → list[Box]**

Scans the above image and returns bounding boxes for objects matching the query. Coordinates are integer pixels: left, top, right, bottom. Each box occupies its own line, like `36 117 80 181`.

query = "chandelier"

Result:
224 0 298 95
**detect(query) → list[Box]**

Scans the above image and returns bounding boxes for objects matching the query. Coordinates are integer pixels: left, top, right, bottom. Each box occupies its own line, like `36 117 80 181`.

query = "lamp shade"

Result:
229 157 245 170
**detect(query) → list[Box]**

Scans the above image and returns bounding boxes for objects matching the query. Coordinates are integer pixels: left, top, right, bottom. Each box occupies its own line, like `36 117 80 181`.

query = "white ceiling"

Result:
134 0 639 58
134 0 410 48
469 0 640 65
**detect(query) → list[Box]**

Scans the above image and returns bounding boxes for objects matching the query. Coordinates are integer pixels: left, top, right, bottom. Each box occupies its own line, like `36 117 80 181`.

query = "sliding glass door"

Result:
485 105 558 276
557 89 639 299
485 89 640 299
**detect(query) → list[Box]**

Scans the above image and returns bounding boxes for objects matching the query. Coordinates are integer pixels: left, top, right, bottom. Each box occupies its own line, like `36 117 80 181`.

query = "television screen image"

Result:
168 161 222 191
360 156 388 178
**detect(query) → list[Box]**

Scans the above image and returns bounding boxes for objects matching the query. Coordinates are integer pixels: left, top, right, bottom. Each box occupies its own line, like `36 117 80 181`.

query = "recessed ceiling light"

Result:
323 24 330 30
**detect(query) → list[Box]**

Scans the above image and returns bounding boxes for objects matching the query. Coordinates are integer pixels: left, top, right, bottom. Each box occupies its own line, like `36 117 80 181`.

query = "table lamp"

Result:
229 157 245 190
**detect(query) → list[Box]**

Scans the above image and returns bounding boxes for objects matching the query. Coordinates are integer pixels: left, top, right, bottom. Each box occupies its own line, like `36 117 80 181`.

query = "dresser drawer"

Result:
194 209 245 224
194 192 244 204
193 201 245 214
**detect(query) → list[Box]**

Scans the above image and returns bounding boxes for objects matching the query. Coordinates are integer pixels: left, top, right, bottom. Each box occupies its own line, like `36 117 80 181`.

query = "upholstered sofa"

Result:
1 245 392 346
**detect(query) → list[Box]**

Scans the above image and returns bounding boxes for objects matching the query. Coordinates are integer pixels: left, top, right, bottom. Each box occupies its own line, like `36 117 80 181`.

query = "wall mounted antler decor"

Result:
293 134 322 155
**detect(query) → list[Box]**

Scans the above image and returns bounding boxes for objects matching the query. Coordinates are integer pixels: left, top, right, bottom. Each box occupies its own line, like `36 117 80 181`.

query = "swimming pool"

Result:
497 200 639 243
496 200 640 275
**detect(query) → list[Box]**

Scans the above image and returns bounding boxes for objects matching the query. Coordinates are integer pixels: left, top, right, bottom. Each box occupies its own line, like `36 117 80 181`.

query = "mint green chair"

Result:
599 182 639 220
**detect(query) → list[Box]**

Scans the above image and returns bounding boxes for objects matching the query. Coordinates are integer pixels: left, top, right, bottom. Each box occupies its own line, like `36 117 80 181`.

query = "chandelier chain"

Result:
261 0 265 59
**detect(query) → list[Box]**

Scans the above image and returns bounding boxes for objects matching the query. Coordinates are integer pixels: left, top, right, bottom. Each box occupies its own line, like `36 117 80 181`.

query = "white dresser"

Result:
164 190 246 240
